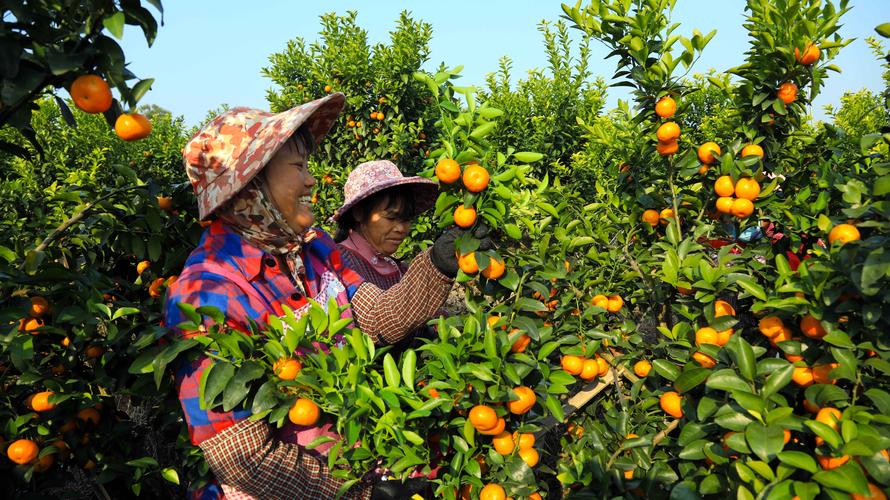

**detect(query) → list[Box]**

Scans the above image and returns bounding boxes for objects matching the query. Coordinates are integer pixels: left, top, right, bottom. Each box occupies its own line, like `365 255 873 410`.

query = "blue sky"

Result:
120 1 887 126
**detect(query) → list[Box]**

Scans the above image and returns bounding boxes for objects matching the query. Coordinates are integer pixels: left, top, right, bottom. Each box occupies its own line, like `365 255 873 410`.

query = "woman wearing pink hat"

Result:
164 94 464 499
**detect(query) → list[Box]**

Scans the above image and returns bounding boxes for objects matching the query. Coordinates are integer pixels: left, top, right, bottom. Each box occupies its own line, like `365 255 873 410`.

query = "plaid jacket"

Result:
164 220 365 445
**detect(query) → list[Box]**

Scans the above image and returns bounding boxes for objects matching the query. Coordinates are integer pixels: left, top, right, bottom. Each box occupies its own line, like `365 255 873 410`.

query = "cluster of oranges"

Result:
147 273 177 299
435 158 506 280
5 404 103 473
17 295 49 333
591 294 624 313
641 207 675 227
773 43 820 107
756 313 842 387
69 74 151 141
691 300 738 368
467 387 540 469
654 96 680 156
561 353 610 382
713 172 760 219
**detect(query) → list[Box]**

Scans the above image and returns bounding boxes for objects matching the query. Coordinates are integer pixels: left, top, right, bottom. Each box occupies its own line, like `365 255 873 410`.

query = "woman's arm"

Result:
350 248 453 345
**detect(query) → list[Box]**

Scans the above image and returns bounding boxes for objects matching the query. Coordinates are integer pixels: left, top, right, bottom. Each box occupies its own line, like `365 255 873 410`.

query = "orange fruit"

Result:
34 452 55 472
479 417 506 436
714 176 735 197
29 296 50 318
579 358 599 381
453 204 477 228
693 352 717 368
469 405 498 431
642 209 660 227
656 140 679 156
157 196 173 211
30 391 56 412
50 440 70 461
136 260 151 275
792 366 815 387
803 399 820 414
734 178 761 200
655 96 676 118
84 345 105 358
562 355 584 375
510 332 531 353
828 223 860 245
740 144 764 159
288 398 320 426
816 454 850 470
61 337 71 348
659 208 674 225
656 122 680 142
758 316 784 338
148 277 166 298
273 358 302 380
591 294 609 309
731 198 755 218
480 483 506 500
77 407 101 425
19 317 44 333
851 483 887 500
815 407 841 430
376 112 385 121
795 44 821 65
714 300 736 317
516 432 535 450
777 82 798 104
595 356 609 376
508 386 536 415
458 252 479 275
660 391 683 418
698 142 721 164
7 439 39 464
530 493 543 500
435 158 461 184
716 328 734 346
716 197 734 214
519 447 540 467
800 315 827 339
813 363 838 385
783 429 791 445
462 165 490 193
698 164 709 175
606 295 624 313
481 257 506 280
69 75 113 113
695 327 719 346
633 360 651 377
115 113 152 141
324 84 332 92
492 431 515 455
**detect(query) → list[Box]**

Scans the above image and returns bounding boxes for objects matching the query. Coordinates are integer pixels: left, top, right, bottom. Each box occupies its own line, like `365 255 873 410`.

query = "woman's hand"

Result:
430 224 493 277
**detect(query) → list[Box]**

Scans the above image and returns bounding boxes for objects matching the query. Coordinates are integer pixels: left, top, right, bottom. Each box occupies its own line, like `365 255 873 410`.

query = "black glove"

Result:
430 224 493 277
371 477 431 500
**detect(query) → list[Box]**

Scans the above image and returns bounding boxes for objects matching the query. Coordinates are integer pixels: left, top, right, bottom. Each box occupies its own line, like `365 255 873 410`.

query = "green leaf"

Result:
653 359 681 381
161 467 180 485
674 367 711 393
745 423 785 461
103 12 126 39
813 461 870 494
469 122 496 139
730 336 756 382
777 451 818 473
876 23 890 38
735 277 767 301
504 224 522 240
513 152 543 163
401 350 416 391
222 361 265 411
706 369 751 392
804 421 842 449
251 381 279 414
203 362 235 409
762 364 794 398
545 394 564 422
383 353 401 389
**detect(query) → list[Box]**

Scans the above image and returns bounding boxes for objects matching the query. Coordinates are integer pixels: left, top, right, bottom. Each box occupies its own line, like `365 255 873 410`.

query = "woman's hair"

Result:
334 187 416 242
290 125 316 157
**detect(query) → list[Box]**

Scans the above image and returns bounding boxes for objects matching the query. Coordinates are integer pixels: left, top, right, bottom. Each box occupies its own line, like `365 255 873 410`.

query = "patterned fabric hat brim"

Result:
183 93 346 220
330 177 438 222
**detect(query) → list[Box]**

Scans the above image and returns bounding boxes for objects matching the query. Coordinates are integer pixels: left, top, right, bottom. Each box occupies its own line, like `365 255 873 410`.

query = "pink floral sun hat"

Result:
183 93 345 220
330 160 438 222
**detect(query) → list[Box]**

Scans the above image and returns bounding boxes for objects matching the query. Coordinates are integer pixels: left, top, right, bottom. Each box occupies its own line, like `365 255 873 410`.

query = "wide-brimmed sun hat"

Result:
183 93 345 219
330 160 438 222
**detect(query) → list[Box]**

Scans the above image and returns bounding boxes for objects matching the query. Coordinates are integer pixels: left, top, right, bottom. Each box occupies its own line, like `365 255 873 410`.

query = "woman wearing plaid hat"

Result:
164 94 464 499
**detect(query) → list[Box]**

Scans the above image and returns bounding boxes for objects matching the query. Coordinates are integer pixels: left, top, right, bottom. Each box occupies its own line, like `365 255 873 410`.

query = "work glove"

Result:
430 224 493 278
371 477 432 500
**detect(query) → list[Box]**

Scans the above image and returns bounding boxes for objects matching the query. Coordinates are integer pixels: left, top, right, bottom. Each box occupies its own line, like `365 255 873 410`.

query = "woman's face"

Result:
358 196 412 256
263 139 316 234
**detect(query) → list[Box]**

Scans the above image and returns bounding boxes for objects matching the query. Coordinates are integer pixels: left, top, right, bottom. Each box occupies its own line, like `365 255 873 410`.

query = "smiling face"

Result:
355 191 414 256
262 136 316 234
